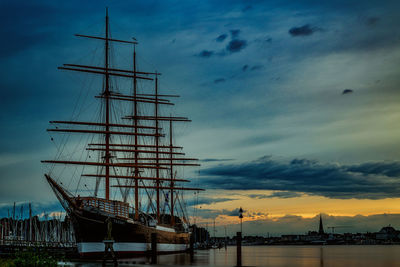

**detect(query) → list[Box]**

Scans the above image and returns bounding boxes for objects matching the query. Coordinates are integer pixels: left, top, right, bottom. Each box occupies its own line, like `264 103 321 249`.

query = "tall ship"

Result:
42 10 203 258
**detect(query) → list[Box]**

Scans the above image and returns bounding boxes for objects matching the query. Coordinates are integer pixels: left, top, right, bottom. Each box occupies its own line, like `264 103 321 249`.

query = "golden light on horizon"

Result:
191 190 400 226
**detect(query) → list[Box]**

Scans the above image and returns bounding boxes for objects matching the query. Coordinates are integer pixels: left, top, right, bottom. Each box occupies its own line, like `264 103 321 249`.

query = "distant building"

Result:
375 225 399 241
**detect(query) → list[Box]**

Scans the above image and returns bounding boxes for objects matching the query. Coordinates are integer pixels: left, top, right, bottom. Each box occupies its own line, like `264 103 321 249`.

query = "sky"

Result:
1 0 400 236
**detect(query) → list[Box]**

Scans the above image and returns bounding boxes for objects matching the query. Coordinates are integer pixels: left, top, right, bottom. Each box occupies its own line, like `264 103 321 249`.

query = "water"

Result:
69 245 400 266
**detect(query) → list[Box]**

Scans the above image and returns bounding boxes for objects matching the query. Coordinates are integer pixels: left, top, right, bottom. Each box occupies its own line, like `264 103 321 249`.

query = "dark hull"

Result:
70 208 190 258
44 175 190 258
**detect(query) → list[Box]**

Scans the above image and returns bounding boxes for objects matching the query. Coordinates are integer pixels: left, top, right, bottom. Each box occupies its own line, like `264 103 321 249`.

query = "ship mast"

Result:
133 43 139 220
170 119 175 226
155 74 160 221
104 8 111 200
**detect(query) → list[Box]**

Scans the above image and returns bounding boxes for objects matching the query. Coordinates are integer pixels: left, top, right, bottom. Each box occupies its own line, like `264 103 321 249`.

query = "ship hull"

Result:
77 242 188 257
70 209 190 258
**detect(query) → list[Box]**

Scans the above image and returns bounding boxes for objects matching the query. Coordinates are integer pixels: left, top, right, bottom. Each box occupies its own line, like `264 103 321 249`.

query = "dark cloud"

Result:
250 65 263 71
288 24 320 37
186 197 235 207
365 17 380 27
221 208 243 217
199 158 234 162
216 34 228 42
200 29 246 57
230 29 241 39
240 65 263 72
194 208 220 219
240 134 287 146
199 157 400 199
254 36 272 47
342 89 354 94
195 208 243 219
291 158 317 165
345 162 400 178
226 39 247 53
198 50 214 58
242 5 252 12
249 191 303 199
214 78 226 84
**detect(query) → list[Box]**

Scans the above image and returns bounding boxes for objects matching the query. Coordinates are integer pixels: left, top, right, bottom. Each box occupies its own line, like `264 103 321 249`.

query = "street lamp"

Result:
239 207 243 233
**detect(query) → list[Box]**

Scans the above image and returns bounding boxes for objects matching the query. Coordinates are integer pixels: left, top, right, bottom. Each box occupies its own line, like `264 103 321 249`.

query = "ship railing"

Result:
77 197 129 218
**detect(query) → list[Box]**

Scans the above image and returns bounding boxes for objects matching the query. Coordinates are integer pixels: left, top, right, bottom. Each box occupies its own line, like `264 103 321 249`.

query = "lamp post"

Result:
237 207 244 267
239 207 243 233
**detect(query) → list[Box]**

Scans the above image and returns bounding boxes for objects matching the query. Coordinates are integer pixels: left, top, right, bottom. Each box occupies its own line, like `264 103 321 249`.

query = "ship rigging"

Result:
41 10 203 257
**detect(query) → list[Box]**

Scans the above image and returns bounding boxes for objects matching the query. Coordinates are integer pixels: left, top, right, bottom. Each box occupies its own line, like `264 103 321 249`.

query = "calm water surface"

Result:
71 245 400 267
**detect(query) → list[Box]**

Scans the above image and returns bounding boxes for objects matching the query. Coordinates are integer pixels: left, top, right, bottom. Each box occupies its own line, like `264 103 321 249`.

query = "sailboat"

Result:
41 10 203 258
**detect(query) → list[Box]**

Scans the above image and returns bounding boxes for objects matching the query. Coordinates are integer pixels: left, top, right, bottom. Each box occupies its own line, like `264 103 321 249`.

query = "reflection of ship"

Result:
42 10 203 258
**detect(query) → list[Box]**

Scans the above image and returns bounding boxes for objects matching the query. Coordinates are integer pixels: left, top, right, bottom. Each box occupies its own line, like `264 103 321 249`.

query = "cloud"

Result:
199 29 246 57
290 158 317 165
221 208 243 217
199 157 400 199
242 64 263 72
199 158 234 162
342 89 354 94
214 78 226 84
194 208 220 219
288 24 320 37
198 38 247 58
250 65 263 71
197 50 214 58
345 162 400 178
187 197 235 207
216 34 228 42
230 29 241 39
254 36 272 48
249 191 303 199
242 5 252 12
365 17 380 27
194 207 246 219
239 134 288 146
226 39 247 53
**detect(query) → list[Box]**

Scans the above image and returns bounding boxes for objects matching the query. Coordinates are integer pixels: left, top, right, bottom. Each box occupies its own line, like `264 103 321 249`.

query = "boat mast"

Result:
104 8 111 200
170 119 175 226
133 43 140 220
155 74 160 221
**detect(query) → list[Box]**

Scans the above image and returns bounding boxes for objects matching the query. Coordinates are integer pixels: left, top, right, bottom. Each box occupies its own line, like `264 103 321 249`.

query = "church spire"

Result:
319 214 324 235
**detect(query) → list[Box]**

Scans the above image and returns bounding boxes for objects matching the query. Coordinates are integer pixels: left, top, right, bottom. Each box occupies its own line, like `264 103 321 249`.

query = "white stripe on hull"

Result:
77 242 188 253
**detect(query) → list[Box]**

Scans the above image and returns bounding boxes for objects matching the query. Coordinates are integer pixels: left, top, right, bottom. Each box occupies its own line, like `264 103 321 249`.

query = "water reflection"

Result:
69 245 400 267
320 246 324 267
